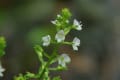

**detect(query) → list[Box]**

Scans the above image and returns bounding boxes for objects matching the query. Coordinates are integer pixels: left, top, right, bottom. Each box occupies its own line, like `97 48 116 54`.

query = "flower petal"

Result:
72 37 80 51
42 35 51 46
55 30 65 43
58 53 71 67
0 63 5 77
73 19 82 31
72 45 78 51
51 20 57 25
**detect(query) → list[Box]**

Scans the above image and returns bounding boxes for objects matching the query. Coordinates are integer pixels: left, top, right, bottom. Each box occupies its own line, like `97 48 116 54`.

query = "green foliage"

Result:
14 74 26 80
0 37 6 57
52 76 61 80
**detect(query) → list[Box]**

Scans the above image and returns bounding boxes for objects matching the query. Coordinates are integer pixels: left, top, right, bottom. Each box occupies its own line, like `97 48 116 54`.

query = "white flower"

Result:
73 19 82 31
72 37 80 51
55 30 65 43
58 54 71 67
0 63 5 77
57 14 61 18
42 35 51 46
51 20 57 25
66 20 69 23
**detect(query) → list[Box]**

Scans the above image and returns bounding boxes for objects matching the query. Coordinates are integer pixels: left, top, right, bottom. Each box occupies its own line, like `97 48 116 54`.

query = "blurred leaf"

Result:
0 37 6 57
14 74 25 80
52 76 61 80
25 72 35 79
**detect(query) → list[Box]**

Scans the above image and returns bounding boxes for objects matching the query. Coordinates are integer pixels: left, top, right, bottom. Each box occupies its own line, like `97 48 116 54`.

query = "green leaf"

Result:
52 76 61 80
0 37 6 57
14 74 26 80
25 72 35 78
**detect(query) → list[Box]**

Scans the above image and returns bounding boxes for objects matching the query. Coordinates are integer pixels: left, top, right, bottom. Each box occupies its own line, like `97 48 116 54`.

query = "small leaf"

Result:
14 74 26 80
0 37 6 57
25 72 35 78
52 76 61 80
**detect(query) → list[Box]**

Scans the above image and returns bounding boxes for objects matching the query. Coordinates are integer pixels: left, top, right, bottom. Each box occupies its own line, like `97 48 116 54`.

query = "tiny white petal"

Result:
73 37 80 46
0 63 5 77
55 30 65 43
73 19 82 31
51 20 57 25
66 20 69 23
58 54 71 67
42 35 51 46
72 45 78 51
57 14 61 18
72 37 80 51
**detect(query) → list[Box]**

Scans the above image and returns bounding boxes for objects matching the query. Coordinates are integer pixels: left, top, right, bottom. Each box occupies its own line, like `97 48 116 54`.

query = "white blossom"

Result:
51 20 57 25
66 20 69 23
0 63 5 77
72 37 80 51
57 14 61 18
42 35 51 46
55 30 65 43
58 54 71 67
73 19 82 31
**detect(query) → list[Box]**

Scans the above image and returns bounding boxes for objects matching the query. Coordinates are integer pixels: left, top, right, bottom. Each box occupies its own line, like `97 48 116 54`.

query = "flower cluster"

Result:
42 8 82 68
14 8 83 80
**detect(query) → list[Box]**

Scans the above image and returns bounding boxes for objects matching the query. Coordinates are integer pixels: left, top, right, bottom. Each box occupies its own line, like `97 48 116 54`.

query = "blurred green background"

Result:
0 0 120 80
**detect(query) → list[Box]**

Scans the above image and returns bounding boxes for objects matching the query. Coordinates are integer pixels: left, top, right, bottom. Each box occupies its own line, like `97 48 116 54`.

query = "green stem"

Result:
49 68 58 71
38 45 59 80
62 42 72 45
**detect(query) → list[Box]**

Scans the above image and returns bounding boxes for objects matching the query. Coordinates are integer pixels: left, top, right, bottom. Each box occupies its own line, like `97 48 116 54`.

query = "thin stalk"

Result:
38 45 59 80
